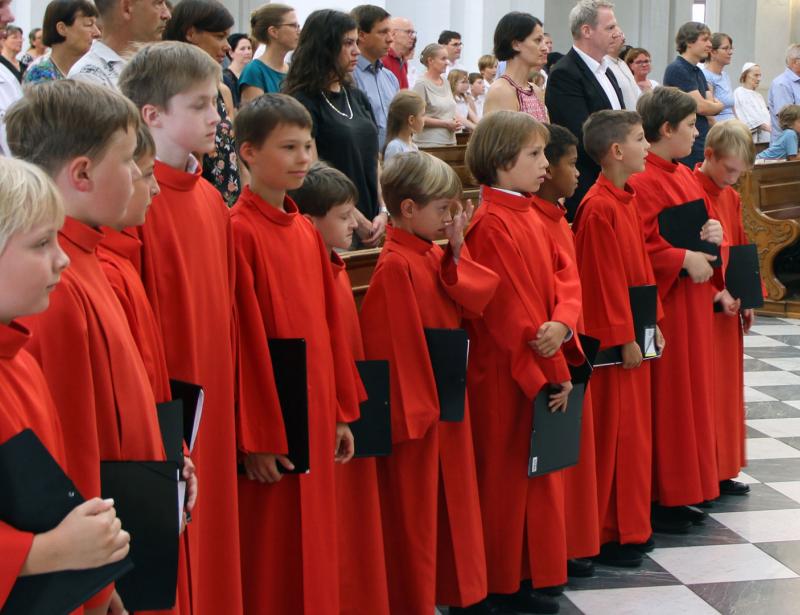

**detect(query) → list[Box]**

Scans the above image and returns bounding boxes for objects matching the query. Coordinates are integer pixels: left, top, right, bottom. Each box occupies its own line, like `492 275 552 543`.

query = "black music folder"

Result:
351 360 392 458
527 334 600 478
594 285 661 366
658 199 721 272
168 379 204 452
100 461 180 611
425 328 469 422
157 399 185 468
725 244 764 310
0 429 133 615
268 338 310 474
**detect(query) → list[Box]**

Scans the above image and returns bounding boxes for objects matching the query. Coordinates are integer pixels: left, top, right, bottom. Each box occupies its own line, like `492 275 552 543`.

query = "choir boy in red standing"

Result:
0 158 131 611
464 110 585 615
360 150 499 615
572 110 665 566
628 87 735 531
231 93 363 615
533 123 600 576
6 80 166 615
289 161 391 615
97 123 195 615
694 120 756 497
119 42 242 615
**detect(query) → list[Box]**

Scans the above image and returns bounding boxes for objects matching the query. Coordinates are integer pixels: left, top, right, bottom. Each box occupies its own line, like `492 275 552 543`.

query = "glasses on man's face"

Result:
277 22 301 31
394 28 417 37
449 41 463 48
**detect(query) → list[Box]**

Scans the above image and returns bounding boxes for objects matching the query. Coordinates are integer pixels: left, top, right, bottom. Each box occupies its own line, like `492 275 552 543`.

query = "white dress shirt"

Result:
68 40 126 90
573 45 622 110
0 62 23 156
606 55 641 110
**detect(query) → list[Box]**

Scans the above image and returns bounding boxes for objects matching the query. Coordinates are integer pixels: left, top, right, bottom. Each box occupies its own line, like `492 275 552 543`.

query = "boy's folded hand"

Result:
530 321 569 357
243 453 294 484
621 341 643 369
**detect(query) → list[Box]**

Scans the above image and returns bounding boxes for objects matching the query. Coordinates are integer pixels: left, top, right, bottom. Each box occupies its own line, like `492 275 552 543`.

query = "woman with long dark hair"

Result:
164 0 242 205
284 9 386 247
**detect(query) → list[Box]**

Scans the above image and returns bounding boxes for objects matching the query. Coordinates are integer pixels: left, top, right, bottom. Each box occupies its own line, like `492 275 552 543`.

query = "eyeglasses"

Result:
718 46 734 52
632 59 651 65
394 28 417 37
449 41 463 48
277 22 301 30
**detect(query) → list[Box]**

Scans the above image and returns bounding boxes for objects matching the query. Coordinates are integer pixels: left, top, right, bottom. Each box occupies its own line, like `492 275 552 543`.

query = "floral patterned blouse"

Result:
22 56 65 84
202 92 241 206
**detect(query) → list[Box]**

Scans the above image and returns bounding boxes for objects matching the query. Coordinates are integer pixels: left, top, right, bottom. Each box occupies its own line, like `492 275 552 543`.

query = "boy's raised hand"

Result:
530 321 569 357
700 218 724 245
334 422 355 464
683 250 716 283
244 453 294 484
548 381 573 413
621 341 643 369
445 199 473 262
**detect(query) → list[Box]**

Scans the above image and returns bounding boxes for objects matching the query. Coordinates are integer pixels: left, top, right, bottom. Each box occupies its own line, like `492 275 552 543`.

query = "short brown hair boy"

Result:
583 110 643 164
466 110 549 185
778 104 800 131
636 86 697 143
6 80 139 176
381 151 461 217
289 162 359 218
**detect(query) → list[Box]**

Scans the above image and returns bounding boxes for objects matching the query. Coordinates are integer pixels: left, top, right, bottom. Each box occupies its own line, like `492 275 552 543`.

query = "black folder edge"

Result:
657 199 721 275
594 285 661 367
424 328 469 423
168 379 204 453
723 243 765 310
351 360 392 458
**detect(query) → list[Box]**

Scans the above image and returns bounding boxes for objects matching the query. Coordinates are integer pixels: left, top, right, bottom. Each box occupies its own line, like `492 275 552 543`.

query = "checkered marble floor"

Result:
552 314 800 614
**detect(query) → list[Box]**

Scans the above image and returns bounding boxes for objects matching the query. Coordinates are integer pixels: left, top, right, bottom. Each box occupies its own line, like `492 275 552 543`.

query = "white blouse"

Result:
734 86 772 143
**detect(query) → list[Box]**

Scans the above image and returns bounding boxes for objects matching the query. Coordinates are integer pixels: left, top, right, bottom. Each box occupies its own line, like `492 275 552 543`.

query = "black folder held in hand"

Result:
100 460 180 611
168 379 204 452
724 244 764 310
268 338 310 474
658 199 721 273
594 285 660 367
351 360 392 457
528 334 600 478
156 399 185 468
0 429 134 615
424 328 469 422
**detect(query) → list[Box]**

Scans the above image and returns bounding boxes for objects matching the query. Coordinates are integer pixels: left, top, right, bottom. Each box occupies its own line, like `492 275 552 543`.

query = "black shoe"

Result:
490 587 560 614
567 558 595 577
631 536 655 553
651 504 692 534
592 541 643 567
520 579 563 596
451 598 512 615
680 505 708 525
720 479 751 495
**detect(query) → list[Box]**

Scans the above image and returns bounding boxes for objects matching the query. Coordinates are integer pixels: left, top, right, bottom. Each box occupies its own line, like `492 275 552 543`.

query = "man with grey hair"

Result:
383 16 416 89
545 0 623 219
767 44 800 143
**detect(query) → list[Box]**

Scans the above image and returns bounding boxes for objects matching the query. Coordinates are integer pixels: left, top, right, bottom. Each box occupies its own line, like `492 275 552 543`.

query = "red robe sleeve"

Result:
550 238 583 334
575 212 637 348
233 229 287 456
361 254 440 443
467 218 571 398
438 244 500 318
0 522 32 607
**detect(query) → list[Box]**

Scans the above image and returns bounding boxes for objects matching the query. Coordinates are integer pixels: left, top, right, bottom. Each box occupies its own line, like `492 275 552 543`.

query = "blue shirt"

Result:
353 55 399 149
238 59 286 95
768 67 800 143
664 55 711 167
701 67 735 121
756 128 799 160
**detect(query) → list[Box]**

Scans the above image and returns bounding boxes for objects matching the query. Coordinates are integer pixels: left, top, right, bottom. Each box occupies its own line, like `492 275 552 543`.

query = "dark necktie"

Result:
605 68 625 110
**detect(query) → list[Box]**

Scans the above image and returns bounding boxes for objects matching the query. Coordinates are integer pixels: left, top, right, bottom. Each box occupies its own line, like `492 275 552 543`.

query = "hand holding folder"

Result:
723 244 764 310
658 199 721 275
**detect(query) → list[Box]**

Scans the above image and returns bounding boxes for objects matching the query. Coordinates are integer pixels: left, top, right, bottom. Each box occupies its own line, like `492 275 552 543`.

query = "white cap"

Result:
740 62 758 77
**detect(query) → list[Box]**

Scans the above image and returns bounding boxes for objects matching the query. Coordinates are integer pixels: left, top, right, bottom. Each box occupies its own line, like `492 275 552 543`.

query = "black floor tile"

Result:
650 516 747 547
566 557 679 591
765 335 800 345
554 595 585 614
756 541 800 575
746 385 800 401
745 358 784 372
708 484 800 512
745 401 800 419
743 347 800 359
747 425 768 437
780 437 800 451
689 578 800 615
742 458 800 483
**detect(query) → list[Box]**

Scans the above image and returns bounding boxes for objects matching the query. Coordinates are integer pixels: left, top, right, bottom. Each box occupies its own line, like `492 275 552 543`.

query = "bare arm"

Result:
240 85 265 106
688 88 724 116
483 80 519 116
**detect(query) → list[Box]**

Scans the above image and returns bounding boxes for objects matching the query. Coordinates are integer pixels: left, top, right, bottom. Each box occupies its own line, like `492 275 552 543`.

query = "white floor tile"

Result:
767 481 800 504
745 387 779 402
746 418 800 438
712 509 800 542
735 470 761 484
750 325 800 336
746 438 800 460
564 585 720 615
743 336 789 348
648 543 797 584
743 354 754 359
779 318 800 325
784 401 800 410
761 358 800 371
744 371 800 386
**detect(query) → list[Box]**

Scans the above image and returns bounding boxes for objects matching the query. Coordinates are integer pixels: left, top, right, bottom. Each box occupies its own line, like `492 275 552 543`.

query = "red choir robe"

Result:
693 167 747 481
360 225 498 613
572 175 661 545
330 252 391 615
138 161 241 615
628 154 721 506
464 186 584 592
21 217 165 609
98 227 191 615
530 194 600 560
233 188 362 615
0 322 75 610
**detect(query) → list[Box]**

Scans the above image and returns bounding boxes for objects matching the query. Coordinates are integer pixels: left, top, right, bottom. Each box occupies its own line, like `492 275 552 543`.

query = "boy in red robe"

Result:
6 80 166 615
533 123 600 576
628 87 736 531
97 123 195 615
0 157 131 611
694 120 756 496
290 162 391 615
360 151 499 615
572 110 665 566
231 94 362 615
464 110 585 614
119 42 242 615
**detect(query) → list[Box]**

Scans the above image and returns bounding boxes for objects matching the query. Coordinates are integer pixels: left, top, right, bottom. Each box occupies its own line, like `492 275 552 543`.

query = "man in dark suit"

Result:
546 0 623 220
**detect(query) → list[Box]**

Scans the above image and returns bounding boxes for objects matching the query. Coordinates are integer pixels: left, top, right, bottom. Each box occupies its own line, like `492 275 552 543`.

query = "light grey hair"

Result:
569 0 615 40
786 43 800 66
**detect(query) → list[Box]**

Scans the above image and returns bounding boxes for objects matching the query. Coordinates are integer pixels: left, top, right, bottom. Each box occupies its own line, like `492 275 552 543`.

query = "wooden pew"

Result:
341 247 381 308
420 144 480 202
738 160 800 315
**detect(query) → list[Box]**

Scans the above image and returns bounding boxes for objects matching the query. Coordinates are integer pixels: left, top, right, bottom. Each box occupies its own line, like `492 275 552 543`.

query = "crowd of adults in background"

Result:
2 0 797 224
